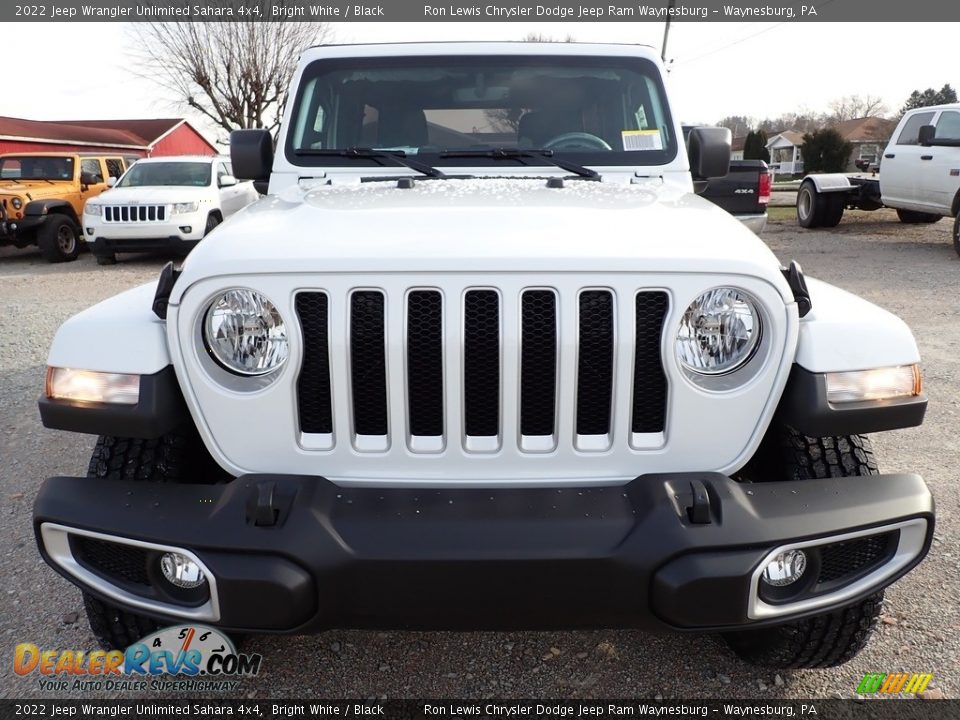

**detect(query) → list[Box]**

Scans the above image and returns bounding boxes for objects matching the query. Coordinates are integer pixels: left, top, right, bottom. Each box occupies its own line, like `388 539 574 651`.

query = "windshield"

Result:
0 156 74 180
286 54 677 168
117 161 211 188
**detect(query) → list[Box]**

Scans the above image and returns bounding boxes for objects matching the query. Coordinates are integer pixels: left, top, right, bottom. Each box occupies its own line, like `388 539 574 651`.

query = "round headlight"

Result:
204 289 288 376
11 197 22 210
676 287 761 375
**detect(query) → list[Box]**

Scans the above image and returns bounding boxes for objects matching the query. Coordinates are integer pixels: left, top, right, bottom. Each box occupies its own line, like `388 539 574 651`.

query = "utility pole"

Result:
661 0 677 62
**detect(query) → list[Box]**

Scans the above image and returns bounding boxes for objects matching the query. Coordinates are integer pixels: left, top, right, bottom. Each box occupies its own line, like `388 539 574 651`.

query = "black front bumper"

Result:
34 472 934 634
90 237 199 256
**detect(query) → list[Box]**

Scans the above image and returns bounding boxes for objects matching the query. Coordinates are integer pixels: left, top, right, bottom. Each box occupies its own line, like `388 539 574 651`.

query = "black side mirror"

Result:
231 129 273 195
80 172 99 186
687 127 731 183
918 124 936 146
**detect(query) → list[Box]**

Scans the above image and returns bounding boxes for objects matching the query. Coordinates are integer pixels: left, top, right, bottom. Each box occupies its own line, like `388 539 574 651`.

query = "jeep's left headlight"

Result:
172 202 199 215
11 197 22 210
203 289 288 376
677 287 761 375
84 202 101 216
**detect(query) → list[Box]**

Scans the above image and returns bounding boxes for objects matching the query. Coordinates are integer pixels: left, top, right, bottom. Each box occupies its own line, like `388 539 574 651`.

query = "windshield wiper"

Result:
438 148 600 180
295 147 445 179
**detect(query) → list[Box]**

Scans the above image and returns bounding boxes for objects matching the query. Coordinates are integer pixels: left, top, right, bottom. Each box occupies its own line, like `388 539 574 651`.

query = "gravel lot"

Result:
1 212 957 701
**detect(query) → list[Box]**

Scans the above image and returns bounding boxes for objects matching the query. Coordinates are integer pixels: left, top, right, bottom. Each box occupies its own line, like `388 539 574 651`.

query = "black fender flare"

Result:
24 199 79 224
951 188 960 218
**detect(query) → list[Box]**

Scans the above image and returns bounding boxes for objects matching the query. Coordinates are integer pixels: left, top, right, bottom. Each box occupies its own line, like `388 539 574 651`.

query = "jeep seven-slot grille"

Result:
294 288 669 450
104 205 166 222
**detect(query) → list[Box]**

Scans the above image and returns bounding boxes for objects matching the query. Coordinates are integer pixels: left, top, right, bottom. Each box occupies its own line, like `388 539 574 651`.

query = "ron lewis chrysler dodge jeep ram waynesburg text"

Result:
34 43 933 669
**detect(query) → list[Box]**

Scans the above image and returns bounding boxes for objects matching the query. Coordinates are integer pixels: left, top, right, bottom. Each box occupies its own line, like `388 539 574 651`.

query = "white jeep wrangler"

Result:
36 43 933 669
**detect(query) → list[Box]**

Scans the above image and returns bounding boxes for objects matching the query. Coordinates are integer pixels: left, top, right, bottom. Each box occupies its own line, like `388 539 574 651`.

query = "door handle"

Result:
921 155 933 161
884 153 895 159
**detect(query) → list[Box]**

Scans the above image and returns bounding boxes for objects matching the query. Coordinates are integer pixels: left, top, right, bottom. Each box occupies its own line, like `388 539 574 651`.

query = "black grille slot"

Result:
632 291 669 433
576 291 614 436
295 292 333 434
350 291 388 436
464 290 500 437
817 532 896 584
73 536 150 587
407 291 444 437
520 290 557 437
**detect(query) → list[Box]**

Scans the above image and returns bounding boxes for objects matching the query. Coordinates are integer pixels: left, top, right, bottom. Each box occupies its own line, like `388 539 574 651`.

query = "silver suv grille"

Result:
103 205 166 222
294 287 669 454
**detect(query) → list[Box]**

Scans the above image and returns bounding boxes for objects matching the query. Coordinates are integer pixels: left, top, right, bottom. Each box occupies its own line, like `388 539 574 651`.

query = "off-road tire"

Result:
952 215 960 257
81 432 227 649
897 209 941 224
723 427 882 668
37 215 81 263
723 592 884 669
796 181 824 228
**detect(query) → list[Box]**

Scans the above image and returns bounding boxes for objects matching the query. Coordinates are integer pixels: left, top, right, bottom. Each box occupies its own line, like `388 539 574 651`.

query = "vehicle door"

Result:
920 109 960 214
78 158 108 213
215 160 244 217
104 157 126 187
880 110 936 209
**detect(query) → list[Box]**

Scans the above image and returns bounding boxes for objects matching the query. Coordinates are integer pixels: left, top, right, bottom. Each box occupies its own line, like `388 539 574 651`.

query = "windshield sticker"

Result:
622 130 663 152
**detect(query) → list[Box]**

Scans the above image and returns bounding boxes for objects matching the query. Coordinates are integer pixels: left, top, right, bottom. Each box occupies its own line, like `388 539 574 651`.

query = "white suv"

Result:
83 155 259 265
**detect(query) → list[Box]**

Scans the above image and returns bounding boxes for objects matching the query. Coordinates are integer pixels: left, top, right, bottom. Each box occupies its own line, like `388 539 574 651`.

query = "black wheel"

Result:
953 215 960 257
820 195 845 228
204 212 222 236
37 215 81 263
723 427 883 668
897 209 942 224
95 253 116 266
796 181 824 228
81 432 229 649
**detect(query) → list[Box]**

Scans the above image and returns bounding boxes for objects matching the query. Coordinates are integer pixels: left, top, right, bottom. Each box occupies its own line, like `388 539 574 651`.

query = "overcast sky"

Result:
7 21 957 145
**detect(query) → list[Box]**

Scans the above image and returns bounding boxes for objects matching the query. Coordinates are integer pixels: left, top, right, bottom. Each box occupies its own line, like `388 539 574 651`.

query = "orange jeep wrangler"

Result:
0 153 130 262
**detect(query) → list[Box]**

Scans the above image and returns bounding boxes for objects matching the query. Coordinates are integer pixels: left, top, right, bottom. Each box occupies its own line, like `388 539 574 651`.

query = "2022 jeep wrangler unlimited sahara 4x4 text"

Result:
35 43 933 669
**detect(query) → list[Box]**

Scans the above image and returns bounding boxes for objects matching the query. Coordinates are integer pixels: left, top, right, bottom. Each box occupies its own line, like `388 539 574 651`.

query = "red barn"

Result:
0 117 217 158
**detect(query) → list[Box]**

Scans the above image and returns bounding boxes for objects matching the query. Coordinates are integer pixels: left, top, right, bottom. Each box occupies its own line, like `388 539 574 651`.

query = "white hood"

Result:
173 178 791 303
88 185 208 206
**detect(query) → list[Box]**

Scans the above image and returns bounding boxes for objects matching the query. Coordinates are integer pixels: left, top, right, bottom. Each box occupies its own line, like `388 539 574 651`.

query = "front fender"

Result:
25 198 78 221
777 277 925 437
46 282 171 374
795 278 920 373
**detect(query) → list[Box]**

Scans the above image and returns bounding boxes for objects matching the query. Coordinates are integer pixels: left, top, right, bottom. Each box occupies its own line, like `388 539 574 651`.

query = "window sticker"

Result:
622 130 663 151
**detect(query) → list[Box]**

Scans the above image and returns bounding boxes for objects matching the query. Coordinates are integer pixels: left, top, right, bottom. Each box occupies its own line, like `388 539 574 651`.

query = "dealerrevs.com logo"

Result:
14 625 262 692
856 672 934 694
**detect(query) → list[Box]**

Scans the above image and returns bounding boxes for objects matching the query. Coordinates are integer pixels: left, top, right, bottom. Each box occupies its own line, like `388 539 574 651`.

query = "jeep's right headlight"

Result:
85 203 101 216
203 289 288 376
11 197 22 210
676 287 761 375
172 202 199 215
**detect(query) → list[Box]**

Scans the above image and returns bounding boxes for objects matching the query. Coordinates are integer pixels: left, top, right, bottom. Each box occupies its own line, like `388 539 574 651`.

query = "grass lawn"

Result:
766 206 796 221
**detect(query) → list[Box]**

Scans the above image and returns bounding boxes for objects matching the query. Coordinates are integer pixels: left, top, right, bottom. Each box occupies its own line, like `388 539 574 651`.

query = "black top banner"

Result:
3 0 958 22
0 700 957 720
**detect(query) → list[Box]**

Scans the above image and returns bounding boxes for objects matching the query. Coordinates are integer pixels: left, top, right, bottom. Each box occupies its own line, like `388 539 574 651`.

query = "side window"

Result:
105 159 124 179
897 111 936 145
216 162 229 185
80 159 103 183
935 111 960 141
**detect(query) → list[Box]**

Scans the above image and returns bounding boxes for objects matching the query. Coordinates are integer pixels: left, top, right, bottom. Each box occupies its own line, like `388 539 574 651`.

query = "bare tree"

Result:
827 94 889 123
128 14 331 135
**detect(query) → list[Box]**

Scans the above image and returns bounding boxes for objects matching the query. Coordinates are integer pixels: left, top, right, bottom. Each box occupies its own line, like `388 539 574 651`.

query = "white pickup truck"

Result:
797 103 960 252
34 42 933 671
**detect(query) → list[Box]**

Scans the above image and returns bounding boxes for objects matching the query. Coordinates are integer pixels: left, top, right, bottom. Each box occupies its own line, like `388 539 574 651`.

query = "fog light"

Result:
159 552 206 589
761 549 807 587
180 225 192 233
86 227 94 235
